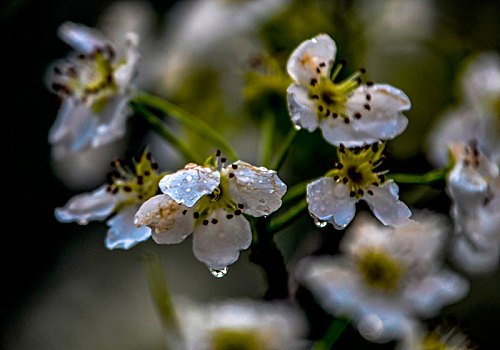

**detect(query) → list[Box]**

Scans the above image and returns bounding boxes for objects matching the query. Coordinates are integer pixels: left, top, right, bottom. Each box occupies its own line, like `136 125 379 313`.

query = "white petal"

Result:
134 195 195 244
287 83 319 132
105 204 151 249
287 34 336 84
403 270 469 317
320 84 410 147
226 161 287 217
90 94 132 148
55 185 117 224
452 235 500 274
362 181 412 226
113 33 141 88
306 177 356 229
57 22 107 54
159 164 220 207
192 208 252 269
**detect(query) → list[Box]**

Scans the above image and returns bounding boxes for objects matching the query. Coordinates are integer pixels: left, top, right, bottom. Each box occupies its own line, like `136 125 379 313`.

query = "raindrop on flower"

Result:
314 218 328 228
78 218 89 225
209 267 228 278
293 125 302 131
185 188 191 192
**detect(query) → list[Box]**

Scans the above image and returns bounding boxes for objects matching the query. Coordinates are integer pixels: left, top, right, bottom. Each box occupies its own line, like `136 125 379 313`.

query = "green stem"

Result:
259 112 276 168
272 128 298 171
133 92 238 161
388 168 447 184
313 318 349 350
268 198 308 233
282 179 313 205
131 103 202 163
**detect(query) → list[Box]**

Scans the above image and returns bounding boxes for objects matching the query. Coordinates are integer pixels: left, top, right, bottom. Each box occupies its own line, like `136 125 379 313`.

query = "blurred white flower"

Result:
135 153 287 270
176 298 308 350
286 34 411 147
55 151 163 249
297 212 469 343
397 321 474 350
447 142 500 274
428 53 500 168
307 143 411 229
46 22 140 158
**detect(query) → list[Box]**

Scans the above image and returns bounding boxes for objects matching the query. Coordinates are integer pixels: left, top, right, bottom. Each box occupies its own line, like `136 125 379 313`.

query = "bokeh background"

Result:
2 0 500 348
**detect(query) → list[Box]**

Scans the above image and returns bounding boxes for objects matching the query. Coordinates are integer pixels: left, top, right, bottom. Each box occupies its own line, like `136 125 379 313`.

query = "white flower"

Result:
427 53 500 168
307 143 411 229
447 142 500 274
286 34 411 147
55 151 163 249
176 298 308 350
397 321 474 350
297 213 469 344
135 153 287 270
46 22 140 158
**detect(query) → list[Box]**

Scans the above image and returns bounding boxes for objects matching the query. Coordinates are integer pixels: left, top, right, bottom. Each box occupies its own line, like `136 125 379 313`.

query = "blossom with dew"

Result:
446 141 500 274
176 298 308 350
55 150 164 249
286 33 411 147
46 22 140 158
297 212 469 344
307 142 411 229
134 151 287 271
427 53 500 168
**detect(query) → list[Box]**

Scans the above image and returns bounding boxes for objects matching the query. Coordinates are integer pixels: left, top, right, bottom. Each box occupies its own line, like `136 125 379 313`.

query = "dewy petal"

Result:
287 83 320 132
105 204 151 249
321 84 410 147
362 181 412 226
287 34 336 84
55 185 117 224
159 164 221 207
135 195 195 244
192 208 252 269
225 161 287 217
113 33 141 88
307 177 356 229
57 22 108 54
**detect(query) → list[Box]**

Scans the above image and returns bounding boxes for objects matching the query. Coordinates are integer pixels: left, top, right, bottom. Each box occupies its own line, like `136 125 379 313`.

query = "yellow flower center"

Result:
358 249 402 291
326 143 387 199
211 329 262 350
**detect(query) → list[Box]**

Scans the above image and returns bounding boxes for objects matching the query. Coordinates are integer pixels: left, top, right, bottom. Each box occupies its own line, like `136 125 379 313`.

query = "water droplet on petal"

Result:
314 218 328 228
293 125 302 131
209 267 228 278
186 175 193 181
185 188 191 192
77 218 89 225
332 221 348 230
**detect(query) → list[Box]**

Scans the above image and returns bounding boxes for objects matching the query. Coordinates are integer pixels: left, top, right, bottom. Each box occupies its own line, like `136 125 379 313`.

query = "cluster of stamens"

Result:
326 143 388 199
306 59 374 123
50 44 119 107
358 249 402 291
106 151 161 208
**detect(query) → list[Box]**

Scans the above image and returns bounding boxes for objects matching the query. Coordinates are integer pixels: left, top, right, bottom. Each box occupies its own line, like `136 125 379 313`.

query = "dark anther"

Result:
464 160 470 167
344 118 350 124
216 149 221 156
356 78 362 85
226 214 234 219
146 152 152 160
212 219 218 224
325 109 330 117
152 163 159 170
372 143 379 152
350 191 356 197
138 195 143 200
112 188 119 194
232 164 238 169
182 210 187 215
342 178 349 184
366 94 372 101
378 175 385 182
310 78 317 86
235 210 242 216
78 54 85 59
106 186 112 192
238 204 244 209
364 104 371 110
332 113 338 118
334 176 340 181
124 186 132 192
367 81 374 86
229 173 235 178
209 193 215 199
144 171 150 176
319 62 326 67
337 163 344 170
319 106 324 112
54 66 62 75
368 190 374 196
221 157 227 163
316 67 321 74
311 95 319 99
354 113 362 119
194 212 200 219
359 68 366 73
372 182 379 187
358 189 364 196
203 220 209 226
137 176 143 185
